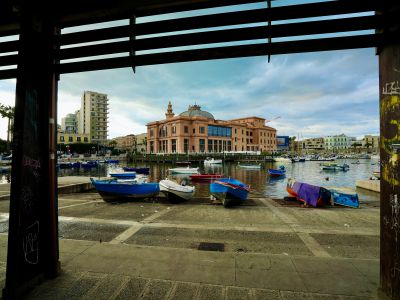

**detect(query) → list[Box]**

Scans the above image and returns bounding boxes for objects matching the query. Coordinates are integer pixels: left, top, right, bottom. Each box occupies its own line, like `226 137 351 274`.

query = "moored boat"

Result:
286 178 331 207
321 162 349 171
90 178 160 202
109 172 136 179
330 189 359 208
189 174 223 181
267 166 286 177
123 167 150 174
272 157 292 163
204 157 222 164
169 167 199 174
237 162 262 169
210 178 250 207
159 179 195 202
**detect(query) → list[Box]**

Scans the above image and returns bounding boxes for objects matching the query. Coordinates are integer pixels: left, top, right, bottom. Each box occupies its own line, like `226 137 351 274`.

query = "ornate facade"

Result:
147 102 277 154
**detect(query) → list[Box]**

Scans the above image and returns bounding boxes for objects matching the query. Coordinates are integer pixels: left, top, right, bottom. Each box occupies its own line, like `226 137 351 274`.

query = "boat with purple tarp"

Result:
286 178 331 207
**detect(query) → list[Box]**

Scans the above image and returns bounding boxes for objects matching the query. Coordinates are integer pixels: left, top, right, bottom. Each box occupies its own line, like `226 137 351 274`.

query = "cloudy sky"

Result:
0 2 379 141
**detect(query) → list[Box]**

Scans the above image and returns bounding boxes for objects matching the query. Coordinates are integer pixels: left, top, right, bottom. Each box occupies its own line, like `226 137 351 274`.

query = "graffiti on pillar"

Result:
22 221 39 265
380 93 400 187
382 81 400 95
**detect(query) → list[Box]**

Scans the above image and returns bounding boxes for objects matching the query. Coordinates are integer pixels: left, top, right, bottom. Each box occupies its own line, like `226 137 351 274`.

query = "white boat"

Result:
204 157 223 164
159 179 195 201
168 167 199 174
273 157 292 163
238 162 262 169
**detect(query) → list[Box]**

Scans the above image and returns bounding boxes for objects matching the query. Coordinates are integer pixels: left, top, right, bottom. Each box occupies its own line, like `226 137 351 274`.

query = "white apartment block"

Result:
324 134 354 150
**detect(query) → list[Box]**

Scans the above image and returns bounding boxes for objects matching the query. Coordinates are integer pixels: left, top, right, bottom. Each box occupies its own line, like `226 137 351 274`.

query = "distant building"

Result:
324 134 353 150
58 132 91 144
277 136 289 151
135 133 147 153
79 91 109 145
362 135 380 150
61 112 78 134
301 137 325 151
112 134 136 151
146 102 277 154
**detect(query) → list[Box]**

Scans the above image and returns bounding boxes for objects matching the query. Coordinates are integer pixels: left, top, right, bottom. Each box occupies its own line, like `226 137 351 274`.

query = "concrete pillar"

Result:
3 5 60 299
379 31 400 300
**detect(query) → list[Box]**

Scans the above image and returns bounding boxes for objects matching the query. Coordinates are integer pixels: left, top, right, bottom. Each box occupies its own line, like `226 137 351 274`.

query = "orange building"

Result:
146 102 277 154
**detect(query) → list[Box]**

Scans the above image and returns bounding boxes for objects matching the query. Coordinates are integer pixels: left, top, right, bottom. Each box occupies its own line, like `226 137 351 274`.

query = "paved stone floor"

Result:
0 191 380 299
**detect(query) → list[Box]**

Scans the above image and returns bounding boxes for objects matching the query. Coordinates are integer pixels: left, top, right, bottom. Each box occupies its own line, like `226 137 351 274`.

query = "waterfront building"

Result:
277 136 290 151
324 134 353 150
301 137 325 151
135 133 147 153
112 134 136 151
78 91 109 145
146 102 277 154
57 131 91 144
362 135 380 150
61 112 78 134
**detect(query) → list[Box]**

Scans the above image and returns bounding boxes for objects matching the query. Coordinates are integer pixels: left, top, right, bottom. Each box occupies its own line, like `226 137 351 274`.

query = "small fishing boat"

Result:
286 178 331 207
272 157 292 163
90 178 159 202
169 167 199 174
109 172 136 179
237 162 262 169
204 157 223 164
106 159 119 164
330 189 359 208
372 171 380 179
210 178 250 207
189 174 223 181
176 161 191 166
267 166 286 177
123 167 150 175
159 179 195 201
321 162 349 171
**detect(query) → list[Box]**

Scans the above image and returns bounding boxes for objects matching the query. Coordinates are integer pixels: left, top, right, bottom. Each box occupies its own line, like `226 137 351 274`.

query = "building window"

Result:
172 139 177 153
207 125 232 137
200 127 205 134
77 137 81 142
208 140 213 152
172 126 176 134
193 128 196 134
199 139 205 152
68 136 73 142
150 129 154 137
84 137 88 142
60 136 64 142
150 141 154 153
184 139 189 153
184 126 189 134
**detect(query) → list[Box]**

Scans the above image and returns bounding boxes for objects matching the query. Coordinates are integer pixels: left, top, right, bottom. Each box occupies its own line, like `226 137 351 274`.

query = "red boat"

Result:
189 174 223 181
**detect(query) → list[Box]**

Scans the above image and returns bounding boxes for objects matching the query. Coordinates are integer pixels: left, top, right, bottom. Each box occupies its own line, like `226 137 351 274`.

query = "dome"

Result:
179 104 214 120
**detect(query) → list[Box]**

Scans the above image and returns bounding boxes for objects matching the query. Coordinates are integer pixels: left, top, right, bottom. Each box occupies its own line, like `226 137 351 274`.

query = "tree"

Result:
0 103 14 151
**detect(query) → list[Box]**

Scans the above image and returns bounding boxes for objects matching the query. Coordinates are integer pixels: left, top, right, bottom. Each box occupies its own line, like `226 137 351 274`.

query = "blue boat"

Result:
330 189 359 208
90 178 160 202
210 178 250 207
109 172 136 179
81 161 98 169
106 159 119 164
267 166 286 177
123 167 150 175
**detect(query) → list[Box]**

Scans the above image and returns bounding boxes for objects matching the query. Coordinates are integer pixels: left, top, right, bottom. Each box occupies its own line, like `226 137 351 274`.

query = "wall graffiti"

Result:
22 155 41 170
383 81 400 95
22 221 39 265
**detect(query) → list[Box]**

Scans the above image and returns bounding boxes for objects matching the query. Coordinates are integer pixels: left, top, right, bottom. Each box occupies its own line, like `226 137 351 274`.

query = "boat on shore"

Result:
286 178 331 207
169 167 199 174
330 189 359 208
189 174 223 181
267 166 286 178
90 178 159 202
210 178 250 207
159 179 195 202
204 157 222 164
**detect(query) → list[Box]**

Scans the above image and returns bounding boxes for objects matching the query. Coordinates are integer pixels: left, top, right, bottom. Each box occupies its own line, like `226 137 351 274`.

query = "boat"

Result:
351 160 360 164
159 179 195 201
330 189 359 208
169 167 199 174
109 172 136 179
90 178 159 202
291 157 306 163
286 178 331 207
175 161 191 166
237 162 262 169
123 167 150 174
189 174 223 181
0 165 11 173
272 157 292 163
204 157 223 164
267 166 286 177
210 178 250 207
372 171 380 179
320 162 349 171
105 159 119 164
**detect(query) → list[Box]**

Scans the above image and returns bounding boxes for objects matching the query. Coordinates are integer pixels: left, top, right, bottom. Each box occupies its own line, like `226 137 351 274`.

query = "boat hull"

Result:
210 179 249 207
330 190 359 208
268 169 286 177
169 167 199 174
189 174 222 181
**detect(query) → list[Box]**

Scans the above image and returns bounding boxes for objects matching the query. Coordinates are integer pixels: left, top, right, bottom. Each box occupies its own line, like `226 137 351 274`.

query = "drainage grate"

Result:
198 242 225 252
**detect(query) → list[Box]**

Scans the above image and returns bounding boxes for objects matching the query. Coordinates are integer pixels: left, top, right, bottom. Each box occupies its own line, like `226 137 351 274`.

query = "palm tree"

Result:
0 104 14 151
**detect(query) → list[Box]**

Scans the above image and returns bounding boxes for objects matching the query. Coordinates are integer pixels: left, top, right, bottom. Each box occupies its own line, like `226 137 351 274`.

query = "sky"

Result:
0 1 380 141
